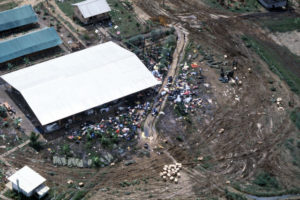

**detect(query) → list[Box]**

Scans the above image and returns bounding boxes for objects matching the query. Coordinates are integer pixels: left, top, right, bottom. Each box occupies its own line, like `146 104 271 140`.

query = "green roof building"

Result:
0 27 62 63
0 5 38 32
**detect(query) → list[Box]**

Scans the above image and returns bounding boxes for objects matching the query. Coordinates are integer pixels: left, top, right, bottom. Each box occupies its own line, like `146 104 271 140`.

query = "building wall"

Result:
73 6 110 24
12 183 33 197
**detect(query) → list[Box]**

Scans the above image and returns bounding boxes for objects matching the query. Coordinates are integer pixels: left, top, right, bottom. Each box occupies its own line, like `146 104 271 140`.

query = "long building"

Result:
0 5 38 32
258 0 287 9
0 27 62 63
1 42 160 128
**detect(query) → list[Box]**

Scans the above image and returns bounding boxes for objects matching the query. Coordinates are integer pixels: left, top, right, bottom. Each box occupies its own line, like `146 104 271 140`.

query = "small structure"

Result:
0 5 38 32
0 27 62 63
7 166 49 199
258 0 287 9
73 0 111 24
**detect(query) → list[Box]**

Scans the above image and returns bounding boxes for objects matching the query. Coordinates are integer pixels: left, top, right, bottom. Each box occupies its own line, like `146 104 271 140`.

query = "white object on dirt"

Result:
218 128 225 134
197 156 204 161
78 182 84 187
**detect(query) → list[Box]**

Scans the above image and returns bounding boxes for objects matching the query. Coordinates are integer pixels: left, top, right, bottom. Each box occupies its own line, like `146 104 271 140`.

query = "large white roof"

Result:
8 166 46 194
2 42 160 125
73 0 111 19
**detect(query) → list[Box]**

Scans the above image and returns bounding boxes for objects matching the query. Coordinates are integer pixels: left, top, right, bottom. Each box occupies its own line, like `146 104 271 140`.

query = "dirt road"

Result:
142 25 189 145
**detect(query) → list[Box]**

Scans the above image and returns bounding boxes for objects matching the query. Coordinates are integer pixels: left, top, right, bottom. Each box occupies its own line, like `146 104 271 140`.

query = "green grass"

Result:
56 0 82 17
262 17 300 32
242 35 300 95
291 108 300 130
108 0 146 38
225 189 247 200
204 0 262 12
0 2 18 11
232 181 300 197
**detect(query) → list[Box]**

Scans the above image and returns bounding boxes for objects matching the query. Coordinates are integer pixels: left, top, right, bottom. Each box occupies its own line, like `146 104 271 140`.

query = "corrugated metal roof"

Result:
2 42 161 126
73 0 111 19
8 166 46 195
0 5 38 32
0 27 62 63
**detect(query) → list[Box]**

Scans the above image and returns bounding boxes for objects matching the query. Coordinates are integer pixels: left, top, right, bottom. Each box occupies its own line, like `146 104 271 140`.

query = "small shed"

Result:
73 0 111 24
7 166 49 198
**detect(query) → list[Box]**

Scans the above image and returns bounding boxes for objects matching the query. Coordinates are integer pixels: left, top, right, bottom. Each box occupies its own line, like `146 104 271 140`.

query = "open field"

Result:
0 0 299 199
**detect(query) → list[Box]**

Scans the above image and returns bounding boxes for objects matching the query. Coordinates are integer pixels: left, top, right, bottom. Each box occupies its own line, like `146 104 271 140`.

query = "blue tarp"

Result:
0 27 62 63
0 5 38 32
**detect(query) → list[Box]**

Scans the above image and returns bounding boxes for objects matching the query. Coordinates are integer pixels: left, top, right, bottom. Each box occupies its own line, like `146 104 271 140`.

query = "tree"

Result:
29 132 42 151
23 57 30 66
0 106 7 118
7 63 14 71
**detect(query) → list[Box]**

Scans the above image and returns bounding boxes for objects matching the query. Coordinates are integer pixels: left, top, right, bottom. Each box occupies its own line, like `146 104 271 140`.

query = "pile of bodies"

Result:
67 101 153 141
152 62 206 116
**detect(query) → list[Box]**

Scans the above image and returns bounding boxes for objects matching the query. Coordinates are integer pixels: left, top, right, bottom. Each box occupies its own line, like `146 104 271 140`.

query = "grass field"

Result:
242 35 300 95
56 0 146 38
107 0 146 38
56 0 82 17
262 17 300 32
204 0 262 12
0 2 17 12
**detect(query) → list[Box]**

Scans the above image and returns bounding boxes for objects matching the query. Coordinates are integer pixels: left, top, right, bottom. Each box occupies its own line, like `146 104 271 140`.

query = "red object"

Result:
184 91 190 95
100 124 104 128
116 129 120 134
191 63 200 68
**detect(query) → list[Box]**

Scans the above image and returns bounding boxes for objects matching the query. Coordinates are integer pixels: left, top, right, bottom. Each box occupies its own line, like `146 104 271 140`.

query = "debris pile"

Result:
160 163 182 183
67 101 153 142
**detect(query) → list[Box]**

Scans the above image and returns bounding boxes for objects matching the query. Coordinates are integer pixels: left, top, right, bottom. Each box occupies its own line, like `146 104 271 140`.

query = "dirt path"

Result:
44 1 87 48
47 0 85 32
18 0 43 7
142 25 189 146
0 140 29 169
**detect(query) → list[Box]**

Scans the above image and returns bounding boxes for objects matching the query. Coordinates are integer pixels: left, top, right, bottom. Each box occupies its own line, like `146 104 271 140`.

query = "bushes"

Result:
253 172 279 189
62 144 72 157
127 34 145 46
92 156 103 167
290 108 300 130
225 189 247 200
29 132 42 151
0 106 7 118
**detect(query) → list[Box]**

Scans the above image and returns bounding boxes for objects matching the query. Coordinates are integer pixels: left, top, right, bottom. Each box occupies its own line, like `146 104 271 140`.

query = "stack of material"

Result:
160 163 182 183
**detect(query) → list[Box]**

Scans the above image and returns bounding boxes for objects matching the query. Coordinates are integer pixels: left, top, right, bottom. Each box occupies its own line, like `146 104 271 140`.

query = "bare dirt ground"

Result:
269 31 300 56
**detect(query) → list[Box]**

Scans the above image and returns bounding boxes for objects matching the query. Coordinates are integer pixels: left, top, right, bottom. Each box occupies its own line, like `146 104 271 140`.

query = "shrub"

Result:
100 137 111 147
225 189 247 200
253 172 279 189
291 108 300 130
82 33 90 40
29 132 42 151
92 156 102 167
0 106 8 118
7 63 14 71
62 144 72 157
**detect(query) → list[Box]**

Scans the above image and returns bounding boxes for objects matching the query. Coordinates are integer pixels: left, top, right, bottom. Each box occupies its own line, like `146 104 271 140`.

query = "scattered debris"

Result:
160 163 182 183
